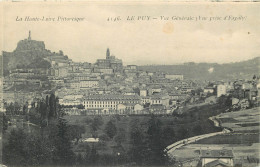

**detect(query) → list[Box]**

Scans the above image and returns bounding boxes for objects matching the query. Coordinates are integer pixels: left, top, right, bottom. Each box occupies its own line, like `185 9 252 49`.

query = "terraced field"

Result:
171 107 260 167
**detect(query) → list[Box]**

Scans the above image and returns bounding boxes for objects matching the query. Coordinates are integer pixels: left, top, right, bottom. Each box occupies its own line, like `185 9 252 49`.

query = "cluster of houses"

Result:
2 32 260 115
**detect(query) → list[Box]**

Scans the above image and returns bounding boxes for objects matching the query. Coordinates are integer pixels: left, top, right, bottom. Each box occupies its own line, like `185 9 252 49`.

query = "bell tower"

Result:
28 30 31 40
106 48 110 59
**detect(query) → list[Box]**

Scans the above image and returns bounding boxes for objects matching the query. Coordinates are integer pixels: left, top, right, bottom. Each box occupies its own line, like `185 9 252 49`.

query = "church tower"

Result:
28 30 31 40
106 48 110 59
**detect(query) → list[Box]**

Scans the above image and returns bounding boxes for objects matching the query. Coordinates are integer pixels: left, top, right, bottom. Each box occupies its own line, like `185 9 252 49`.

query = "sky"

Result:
1 2 259 65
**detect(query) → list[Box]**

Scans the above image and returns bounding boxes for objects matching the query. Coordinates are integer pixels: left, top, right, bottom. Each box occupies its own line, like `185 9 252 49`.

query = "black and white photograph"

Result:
0 2 259 167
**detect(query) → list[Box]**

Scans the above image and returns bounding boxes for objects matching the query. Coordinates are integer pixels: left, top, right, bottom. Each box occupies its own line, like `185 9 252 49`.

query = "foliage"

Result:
91 116 104 132
146 115 168 165
129 119 147 165
0 113 9 133
51 118 75 165
99 133 110 142
114 128 126 145
3 129 52 166
192 124 202 135
177 126 189 140
4 102 21 115
68 124 86 144
105 120 117 139
2 102 229 166
217 95 232 107
162 126 176 147
3 129 28 166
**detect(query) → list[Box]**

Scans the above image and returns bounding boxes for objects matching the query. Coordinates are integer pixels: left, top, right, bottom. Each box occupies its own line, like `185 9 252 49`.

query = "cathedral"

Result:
95 48 123 72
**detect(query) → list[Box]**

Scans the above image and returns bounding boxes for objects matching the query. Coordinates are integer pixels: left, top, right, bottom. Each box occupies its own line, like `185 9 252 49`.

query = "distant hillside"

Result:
139 57 260 81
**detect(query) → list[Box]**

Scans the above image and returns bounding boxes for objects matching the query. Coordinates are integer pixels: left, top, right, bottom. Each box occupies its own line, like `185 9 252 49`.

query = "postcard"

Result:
0 2 259 167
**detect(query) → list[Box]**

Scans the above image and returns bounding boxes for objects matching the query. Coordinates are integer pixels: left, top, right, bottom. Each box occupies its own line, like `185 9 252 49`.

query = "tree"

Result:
217 95 232 107
178 126 189 139
68 124 85 144
129 120 146 165
2 113 9 133
13 102 21 115
85 145 99 165
55 97 63 117
24 134 52 166
48 93 56 119
146 115 168 165
114 128 126 145
105 120 117 139
91 116 104 132
22 102 28 115
75 153 84 166
5 102 14 115
162 126 176 147
52 118 75 165
192 124 202 135
3 129 28 166
77 104 85 109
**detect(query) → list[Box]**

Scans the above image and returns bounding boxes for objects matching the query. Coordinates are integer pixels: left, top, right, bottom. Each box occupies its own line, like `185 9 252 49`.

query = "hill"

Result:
139 57 260 81
2 38 52 75
1 36 70 77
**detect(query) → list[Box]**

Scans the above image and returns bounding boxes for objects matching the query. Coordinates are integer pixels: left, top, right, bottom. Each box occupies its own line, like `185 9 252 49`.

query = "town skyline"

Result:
1 27 259 167
2 30 260 66
2 3 259 65
1 2 259 167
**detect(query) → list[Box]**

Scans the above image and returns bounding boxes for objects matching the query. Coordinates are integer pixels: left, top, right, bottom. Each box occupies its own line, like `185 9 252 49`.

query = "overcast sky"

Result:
1 2 259 65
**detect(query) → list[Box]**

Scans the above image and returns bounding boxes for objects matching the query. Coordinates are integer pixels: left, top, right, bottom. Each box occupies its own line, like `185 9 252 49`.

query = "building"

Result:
141 96 151 105
232 98 240 106
69 79 99 90
124 65 137 73
140 94 170 107
117 103 143 114
83 94 141 111
140 89 147 97
127 65 137 70
204 87 215 94
217 85 227 97
95 48 123 72
150 95 170 106
200 149 234 167
79 80 99 89
165 74 184 80
238 99 250 109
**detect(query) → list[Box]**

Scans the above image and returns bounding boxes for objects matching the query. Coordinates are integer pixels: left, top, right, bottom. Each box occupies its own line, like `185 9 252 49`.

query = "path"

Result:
166 116 231 157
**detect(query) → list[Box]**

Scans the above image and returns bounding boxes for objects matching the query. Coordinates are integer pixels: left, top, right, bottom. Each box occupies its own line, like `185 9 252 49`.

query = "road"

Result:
166 116 231 158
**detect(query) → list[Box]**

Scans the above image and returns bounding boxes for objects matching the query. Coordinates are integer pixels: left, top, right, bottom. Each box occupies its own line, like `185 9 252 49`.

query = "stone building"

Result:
95 48 123 72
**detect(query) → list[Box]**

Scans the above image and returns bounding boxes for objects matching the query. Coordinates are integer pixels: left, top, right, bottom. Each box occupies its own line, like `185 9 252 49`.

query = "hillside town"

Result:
1 32 260 167
1 32 259 116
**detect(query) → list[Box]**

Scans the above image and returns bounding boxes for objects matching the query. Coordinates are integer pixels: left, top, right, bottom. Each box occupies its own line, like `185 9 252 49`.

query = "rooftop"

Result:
84 94 141 100
200 149 234 158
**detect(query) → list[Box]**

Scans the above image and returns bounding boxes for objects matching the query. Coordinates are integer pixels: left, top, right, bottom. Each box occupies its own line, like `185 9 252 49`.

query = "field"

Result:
195 133 259 145
172 107 260 167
